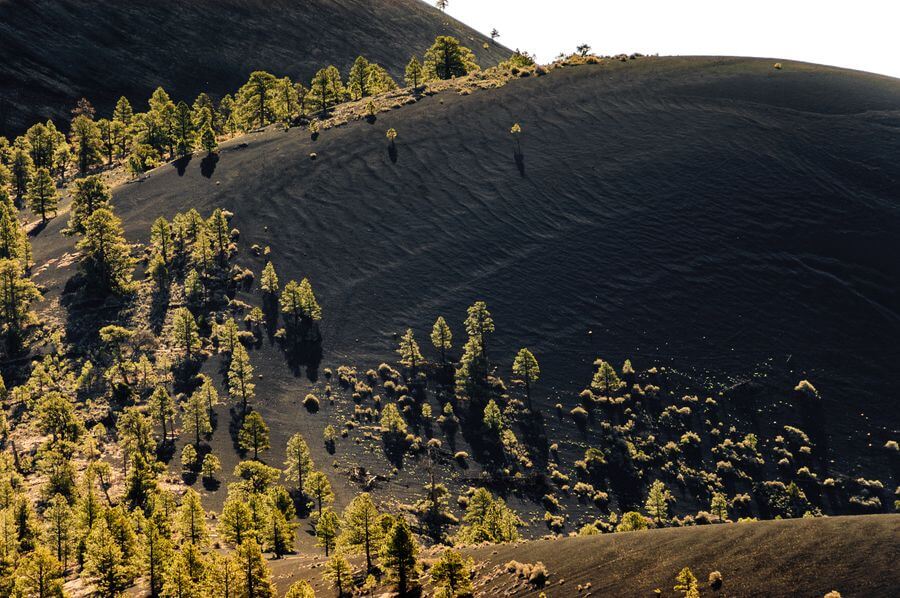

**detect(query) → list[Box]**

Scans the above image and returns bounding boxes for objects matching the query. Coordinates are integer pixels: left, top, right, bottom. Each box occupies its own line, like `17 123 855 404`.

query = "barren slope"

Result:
0 0 507 135
263 514 900 597
29 56 900 522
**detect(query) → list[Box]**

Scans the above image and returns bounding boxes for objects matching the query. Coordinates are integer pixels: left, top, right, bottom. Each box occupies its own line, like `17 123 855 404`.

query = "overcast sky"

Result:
442 0 900 79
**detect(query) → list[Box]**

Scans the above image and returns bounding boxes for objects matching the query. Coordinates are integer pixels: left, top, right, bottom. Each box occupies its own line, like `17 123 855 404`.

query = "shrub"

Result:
616 511 649 532
708 570 723 590
201 453 221 479
570 406 588 425
794 379 819 399
454 451 468 465
181 444 197 470
884 440 899 452
505 561 549 587
303 393 320 412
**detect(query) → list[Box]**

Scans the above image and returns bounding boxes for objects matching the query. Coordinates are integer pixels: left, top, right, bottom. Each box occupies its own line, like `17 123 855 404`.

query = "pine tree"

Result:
284 579 315 598
150 217 172 265
177 488 208 547
644 479 673 525
70 114 102 175
96 118 115 165
170 101 193 156
259 262 279 297
674 566 699 597
26 167 57 223
405 57 425 89
274 77 300 124
113 97 133 157
464 301 494 361
348 56 372 100
284 433 313 496
430 316 452 365
306 471 334 518
200 124 218 155
140 507 172 598
10 143 33 204
14 545 64 598
67 175 111 235
280 278 322 328
591 359 622 396
201 453 221 480
148 87 176 156
0 258 39 348
238 411 271 460
0 195 30 268
397 328 424 377
367 64 397 95
309 66 345 115
423 36 479 80
77 207 135 294
228 343 256 415
43 493 72 570
340 492 382 572
264 498 295 558
170 307 200 360
220 497 255 547
380 403 408 437
207 552 240 598
25 122 60 170
237 71 278 130
207 208 231 265
216 316 240 356
512 348 540 411
184 385 212 446
711 492 728 522
324 552 353 596
458 488 521 544
482 399 503 433
315 507 340 556
381 517 418 595
436 0 448 11
430 549 474 597
148 386 175 443
237 538 276 598
164 541 207 598
83 519 134 597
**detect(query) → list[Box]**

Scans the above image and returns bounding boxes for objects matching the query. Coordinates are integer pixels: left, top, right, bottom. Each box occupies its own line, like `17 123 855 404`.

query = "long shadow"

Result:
149 285 171 335
28 220 48 237
200 153 219 178
173 155 192 176
514 150 525 177
388 143 398 164
279 321 323 381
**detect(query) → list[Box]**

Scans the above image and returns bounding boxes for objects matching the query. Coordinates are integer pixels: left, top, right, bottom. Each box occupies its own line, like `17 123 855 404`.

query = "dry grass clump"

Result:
505 560 549 587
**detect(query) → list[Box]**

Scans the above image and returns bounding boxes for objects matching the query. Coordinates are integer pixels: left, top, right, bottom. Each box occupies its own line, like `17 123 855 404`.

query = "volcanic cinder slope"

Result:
0 0 507 135
30 57 900 524
265 514 900 597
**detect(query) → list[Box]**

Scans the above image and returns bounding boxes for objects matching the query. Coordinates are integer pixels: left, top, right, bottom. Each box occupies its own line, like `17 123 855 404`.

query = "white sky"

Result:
442 0 900 79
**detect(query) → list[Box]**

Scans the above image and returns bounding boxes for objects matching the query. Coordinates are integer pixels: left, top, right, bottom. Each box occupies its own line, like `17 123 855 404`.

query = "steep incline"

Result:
262 514 900 596
31 57 900 510
0 0 507 134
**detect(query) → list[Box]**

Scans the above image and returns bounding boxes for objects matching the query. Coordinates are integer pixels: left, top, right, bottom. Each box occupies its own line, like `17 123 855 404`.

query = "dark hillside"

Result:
467 514 900 597
30 57 900 521
0 0 508 135
261 514 900 596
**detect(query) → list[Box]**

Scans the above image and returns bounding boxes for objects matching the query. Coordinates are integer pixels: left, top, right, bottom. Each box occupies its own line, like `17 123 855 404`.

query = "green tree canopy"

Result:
423 36 479 80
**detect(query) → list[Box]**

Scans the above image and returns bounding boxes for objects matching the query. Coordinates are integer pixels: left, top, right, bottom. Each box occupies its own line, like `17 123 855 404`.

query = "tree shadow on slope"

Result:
200 153 219 178
173 155 192 176
278 321 322 381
